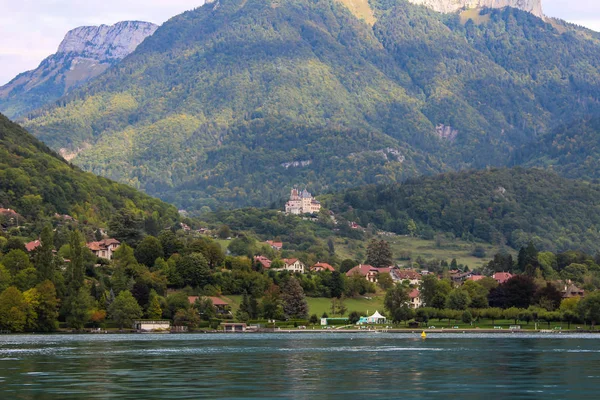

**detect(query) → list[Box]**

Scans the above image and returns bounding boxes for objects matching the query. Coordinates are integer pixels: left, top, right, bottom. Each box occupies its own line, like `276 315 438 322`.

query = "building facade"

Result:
285 188 321 215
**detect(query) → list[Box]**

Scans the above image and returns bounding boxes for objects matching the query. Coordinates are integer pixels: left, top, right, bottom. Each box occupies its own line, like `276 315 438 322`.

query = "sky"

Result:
0 0 599 85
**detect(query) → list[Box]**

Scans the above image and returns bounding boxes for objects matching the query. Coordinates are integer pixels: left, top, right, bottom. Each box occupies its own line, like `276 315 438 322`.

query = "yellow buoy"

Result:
421 331 427 339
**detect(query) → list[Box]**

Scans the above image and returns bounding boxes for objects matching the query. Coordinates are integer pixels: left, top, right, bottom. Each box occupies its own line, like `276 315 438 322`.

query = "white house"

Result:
86 238 121 260
408 289 422 309
283 258 306 273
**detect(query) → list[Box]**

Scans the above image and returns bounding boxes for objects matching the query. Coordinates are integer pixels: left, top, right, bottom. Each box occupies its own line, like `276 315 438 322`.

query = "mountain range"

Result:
0 21 157 119
7 0 600 213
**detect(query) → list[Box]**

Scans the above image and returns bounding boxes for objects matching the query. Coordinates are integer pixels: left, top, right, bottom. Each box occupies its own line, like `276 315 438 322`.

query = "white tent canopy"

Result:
366 311 387 324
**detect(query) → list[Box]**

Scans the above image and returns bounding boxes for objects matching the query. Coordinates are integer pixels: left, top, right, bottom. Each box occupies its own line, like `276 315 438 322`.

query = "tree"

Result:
147 290 163 319
461 310 473 324
407 219 418 237
194 297 217 320
134 236 164 267
32 280 59 332
377 273 394 290
534 283 563 311
35 225 55 282
14 267 38 291
108 209 144 247
158 231 184 258
0 264 12 292
488 275 537 309
0 286 28 332
578 291 600 327
309 314 319 325
218 225 232 239
66 231 85 294
328 271 345 299
348 311 363 324
65 287 93 330
384 285 411 323
176 253 211 288
108 290 143 330
174 308 200 328
203 242 225 269
2 249 32 276
446 289 471 311
340 259 358 273
261 285 283 320
366 240 393 268
282 277 308 319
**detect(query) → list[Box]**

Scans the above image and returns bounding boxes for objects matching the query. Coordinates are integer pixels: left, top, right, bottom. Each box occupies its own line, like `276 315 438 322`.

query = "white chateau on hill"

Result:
285 188 321 215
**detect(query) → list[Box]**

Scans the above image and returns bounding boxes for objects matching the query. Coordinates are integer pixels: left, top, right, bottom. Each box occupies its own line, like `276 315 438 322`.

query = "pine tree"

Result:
282 277 308 319
35 225 55 283
147 290 163 319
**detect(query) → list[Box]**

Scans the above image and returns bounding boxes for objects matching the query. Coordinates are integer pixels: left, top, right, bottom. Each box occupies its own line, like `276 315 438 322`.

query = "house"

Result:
254 256 272 270
188 296 230 314
180 222 191 232
86 238 120 260
451 271 474 284
223 323 247 333
408 289 422 309
346 264 378 282
493 272 513 285
392 269 422 285
285 188 321 215
25 240 42 252
266 240 283 251
54 213 76 222
311 262 335 272
282 258 306 273
561 280 585 298
133 320 171 332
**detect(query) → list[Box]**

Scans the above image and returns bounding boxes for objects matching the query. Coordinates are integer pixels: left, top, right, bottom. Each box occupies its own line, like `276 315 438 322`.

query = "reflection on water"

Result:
0 333 599 399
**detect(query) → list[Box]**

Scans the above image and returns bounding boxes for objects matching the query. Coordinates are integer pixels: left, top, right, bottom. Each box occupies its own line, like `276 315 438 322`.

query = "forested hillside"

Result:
21 0 600 210
0 113 178 227
326 168 600 253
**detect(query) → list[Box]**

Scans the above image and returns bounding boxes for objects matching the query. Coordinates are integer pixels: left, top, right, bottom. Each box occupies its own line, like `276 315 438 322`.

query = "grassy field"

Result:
222 295 385 318
336 235 509 270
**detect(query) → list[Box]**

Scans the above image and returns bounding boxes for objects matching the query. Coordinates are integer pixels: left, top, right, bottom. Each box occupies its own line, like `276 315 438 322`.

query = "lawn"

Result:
223 295 385 318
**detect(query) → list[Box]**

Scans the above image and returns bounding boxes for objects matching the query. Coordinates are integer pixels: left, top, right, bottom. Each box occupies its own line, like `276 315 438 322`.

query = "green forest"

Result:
18 0 600 210
0 113 179 230
326 168 600 253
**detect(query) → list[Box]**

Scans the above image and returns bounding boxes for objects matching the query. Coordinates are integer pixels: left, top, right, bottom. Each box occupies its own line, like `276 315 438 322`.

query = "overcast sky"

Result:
0 0 599 85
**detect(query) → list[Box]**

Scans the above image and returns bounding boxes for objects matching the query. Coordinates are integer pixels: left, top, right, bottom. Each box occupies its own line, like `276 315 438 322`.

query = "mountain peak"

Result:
0 21 158 119
57 21 158 60
406 0 543 18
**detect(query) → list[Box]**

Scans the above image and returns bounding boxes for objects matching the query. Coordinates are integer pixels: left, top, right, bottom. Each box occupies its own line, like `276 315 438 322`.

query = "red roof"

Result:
283 258 299 266
266 240 283 250
209 297 228 306
493 272 513 284
254 256 272 269
467 275 485 282
25 240 41 252
311 262 335 272
408 289 420 299
188 296 229 306
395 269 422 280
346 264 377 277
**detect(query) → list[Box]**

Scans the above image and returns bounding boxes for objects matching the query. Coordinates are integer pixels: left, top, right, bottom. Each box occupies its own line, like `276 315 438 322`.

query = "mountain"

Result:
0 21 158 119
21 0 600 211
326 168 600 254
0 113 178 227
407 0 543 17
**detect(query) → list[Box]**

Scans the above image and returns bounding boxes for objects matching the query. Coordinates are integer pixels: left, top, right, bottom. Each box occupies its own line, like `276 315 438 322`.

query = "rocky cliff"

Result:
0 21 158 118
407 0 543 17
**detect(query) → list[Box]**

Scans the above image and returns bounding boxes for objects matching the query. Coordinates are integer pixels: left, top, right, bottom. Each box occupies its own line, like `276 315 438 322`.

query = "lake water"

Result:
1 332 599 399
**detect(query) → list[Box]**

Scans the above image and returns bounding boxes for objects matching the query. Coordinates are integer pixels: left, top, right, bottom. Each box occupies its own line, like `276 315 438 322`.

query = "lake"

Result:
0 332 599 398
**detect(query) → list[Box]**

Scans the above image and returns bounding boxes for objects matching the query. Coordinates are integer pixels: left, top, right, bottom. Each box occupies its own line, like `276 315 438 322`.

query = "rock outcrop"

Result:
0 21 158 118
407 0 543 18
